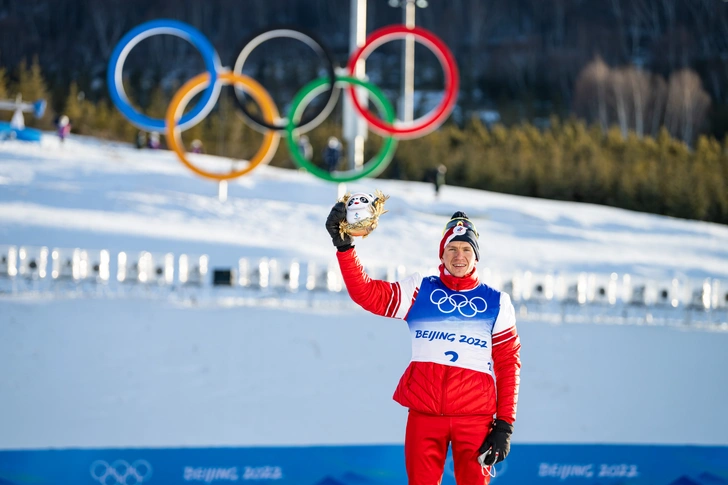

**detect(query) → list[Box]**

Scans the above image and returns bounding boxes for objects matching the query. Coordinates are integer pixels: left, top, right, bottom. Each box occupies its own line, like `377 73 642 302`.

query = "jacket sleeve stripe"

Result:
493 326 517 344
493 334 517 346
386 283 401 318
391 283 403 317
337 249 399 317
384 283 398 317
402 288 418 320
337 248 421 320
491 291 521 424
493 327 516 338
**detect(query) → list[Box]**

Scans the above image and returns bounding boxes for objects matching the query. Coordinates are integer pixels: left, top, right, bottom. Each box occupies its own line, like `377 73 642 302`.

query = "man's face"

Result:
440 241 477 277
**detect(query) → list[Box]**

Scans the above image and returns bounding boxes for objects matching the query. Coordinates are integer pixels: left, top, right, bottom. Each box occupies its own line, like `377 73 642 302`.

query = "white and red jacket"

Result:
337 248 521 424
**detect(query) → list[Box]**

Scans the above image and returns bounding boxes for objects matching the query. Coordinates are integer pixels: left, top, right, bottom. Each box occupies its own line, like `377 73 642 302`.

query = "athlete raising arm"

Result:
326 205 521 485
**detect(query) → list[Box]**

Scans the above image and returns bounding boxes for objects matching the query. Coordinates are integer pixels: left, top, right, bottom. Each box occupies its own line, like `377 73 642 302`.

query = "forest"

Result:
1 0 727 223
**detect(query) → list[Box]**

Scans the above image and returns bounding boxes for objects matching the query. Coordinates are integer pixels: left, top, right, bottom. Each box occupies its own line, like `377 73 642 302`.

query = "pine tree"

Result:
0 67 8 101
694 136 728 222
145 86 168 120
538 129 564 199
63 82 85 134
103 100 137 142
15 56 52 128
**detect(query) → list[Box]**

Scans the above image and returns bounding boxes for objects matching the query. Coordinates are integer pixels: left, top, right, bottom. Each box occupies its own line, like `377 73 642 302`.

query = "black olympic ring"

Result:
232 27 338 133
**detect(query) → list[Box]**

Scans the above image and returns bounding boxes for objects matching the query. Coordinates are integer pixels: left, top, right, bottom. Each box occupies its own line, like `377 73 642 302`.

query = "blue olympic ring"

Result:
107 19 222 132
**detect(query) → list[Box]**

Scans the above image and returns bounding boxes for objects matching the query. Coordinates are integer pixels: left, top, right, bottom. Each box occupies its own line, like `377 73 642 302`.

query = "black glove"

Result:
325 202 354 251
478 419 513 466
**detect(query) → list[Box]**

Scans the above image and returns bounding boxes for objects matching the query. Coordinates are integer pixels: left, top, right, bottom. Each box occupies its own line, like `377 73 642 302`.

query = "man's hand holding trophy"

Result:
325 190 389 250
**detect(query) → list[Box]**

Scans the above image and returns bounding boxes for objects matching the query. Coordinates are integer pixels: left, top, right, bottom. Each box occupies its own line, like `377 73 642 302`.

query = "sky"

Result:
0 132 727 450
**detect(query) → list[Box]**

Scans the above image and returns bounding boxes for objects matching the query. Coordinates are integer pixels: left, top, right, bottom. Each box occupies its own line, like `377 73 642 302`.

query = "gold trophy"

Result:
339 190 390 238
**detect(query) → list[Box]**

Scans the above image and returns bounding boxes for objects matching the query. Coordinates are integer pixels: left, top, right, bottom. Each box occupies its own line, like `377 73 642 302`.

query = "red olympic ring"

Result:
346 25 459 140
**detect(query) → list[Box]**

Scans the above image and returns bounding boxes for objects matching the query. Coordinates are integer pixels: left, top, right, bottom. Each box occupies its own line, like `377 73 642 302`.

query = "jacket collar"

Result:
438 264 479 291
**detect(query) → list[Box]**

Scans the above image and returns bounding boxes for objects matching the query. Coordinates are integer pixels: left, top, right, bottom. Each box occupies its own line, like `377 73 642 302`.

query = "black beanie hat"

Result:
439 211 480 261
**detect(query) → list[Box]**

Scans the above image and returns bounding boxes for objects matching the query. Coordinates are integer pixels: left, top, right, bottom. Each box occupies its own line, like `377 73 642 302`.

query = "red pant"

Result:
405 410 493 485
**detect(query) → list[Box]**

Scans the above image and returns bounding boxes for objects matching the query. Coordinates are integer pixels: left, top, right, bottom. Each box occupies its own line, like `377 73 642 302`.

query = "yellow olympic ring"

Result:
165 71 281 181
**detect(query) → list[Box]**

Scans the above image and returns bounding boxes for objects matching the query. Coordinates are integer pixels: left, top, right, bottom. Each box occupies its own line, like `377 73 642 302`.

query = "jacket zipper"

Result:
440 365 450 415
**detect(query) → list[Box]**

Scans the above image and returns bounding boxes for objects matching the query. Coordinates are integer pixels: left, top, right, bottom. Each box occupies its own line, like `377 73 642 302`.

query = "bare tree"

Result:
660 0 677 71
647 73 667 137
609 0 645 63
89 1 127 61
627 66 651 137
575 59 656 138
664 69 711 144
466 0 500 79
711 1 728 103
610 67 631 137
685 0 716 59
505 42 539 96
574 56 611 130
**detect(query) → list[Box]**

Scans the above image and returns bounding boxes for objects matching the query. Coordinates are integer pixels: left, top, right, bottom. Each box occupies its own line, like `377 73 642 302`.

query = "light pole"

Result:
389 0 428 123
343 0 369 178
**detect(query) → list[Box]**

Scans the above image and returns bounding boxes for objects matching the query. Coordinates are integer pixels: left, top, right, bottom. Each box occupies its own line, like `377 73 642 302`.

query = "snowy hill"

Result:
1 132 728 484
1 134 727 281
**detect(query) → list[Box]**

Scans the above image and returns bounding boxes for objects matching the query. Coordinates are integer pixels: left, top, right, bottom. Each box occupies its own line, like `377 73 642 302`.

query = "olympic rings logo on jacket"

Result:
108 20 459 182
429 288 488 318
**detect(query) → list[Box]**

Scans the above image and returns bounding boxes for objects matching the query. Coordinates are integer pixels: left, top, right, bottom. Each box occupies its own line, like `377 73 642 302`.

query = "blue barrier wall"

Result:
1 444 727 484
0 122 43 142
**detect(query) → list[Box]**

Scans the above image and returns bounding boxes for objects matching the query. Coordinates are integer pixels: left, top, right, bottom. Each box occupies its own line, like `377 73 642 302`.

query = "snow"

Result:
1 132 727 450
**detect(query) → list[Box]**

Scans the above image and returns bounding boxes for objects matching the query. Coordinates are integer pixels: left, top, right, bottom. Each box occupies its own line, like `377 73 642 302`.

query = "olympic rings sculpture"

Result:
108 19 459 182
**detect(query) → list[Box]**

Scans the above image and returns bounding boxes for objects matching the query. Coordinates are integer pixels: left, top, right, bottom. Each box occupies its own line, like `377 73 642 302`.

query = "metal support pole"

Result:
218 180 228 203
401 0 416 123
343 0 368 171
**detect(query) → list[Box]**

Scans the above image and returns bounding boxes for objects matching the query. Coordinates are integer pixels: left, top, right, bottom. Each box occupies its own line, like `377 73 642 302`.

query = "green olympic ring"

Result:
285 76 398 183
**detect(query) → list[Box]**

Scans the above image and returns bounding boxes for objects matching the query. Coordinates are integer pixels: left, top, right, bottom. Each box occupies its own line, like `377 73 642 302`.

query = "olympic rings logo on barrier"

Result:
90 459 153 485
430 288 487 318
108 19 459 182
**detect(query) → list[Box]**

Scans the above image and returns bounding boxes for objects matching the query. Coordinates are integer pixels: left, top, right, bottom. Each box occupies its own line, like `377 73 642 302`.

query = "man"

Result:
297 134 313 161
322 136 342 172
326 206 521 484
56 115 71 143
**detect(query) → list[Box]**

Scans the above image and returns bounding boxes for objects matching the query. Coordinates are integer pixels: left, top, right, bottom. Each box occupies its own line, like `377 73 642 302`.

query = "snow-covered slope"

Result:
1 134 727 280
1 133 727 450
